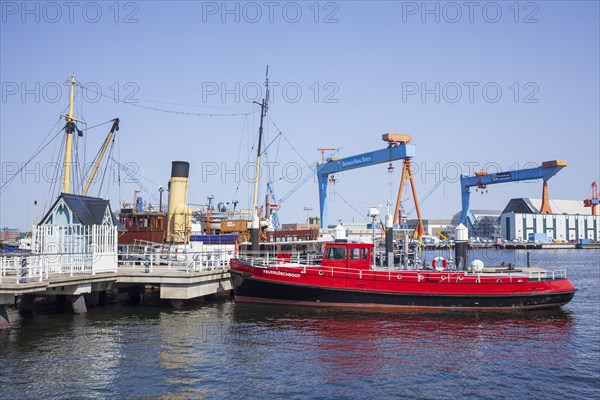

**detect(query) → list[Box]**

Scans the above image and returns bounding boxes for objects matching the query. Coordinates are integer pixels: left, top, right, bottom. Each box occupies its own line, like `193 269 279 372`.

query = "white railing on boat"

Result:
235 255 570 283
526 269 567 281
237 252 321 268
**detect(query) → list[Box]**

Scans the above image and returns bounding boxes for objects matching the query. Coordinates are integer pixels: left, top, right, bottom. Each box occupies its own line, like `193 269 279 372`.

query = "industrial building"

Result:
451 209 502 239
500 198 599 242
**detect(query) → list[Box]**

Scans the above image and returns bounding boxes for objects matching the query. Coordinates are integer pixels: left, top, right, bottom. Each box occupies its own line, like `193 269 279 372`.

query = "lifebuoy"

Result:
432 257 447 271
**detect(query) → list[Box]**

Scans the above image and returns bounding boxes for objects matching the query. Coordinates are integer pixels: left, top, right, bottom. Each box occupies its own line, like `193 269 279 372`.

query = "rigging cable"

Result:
75 90 88 170
231 113 251 204
129 97 250 109
82 85 252 117
0 117 64 194
260 128 283 158
43 122 65 213
117 131 122 207
268 116 311 169
330 185 368 222
44 134 65 214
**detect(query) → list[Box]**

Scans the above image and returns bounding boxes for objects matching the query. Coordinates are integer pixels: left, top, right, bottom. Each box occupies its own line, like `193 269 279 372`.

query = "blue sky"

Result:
1 0 599 230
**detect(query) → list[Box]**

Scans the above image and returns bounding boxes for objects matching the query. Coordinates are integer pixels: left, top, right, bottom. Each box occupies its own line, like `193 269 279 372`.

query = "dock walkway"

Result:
0 251 233 329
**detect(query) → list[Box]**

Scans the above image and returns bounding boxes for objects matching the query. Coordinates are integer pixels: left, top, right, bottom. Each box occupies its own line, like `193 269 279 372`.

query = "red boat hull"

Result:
229 259 576 311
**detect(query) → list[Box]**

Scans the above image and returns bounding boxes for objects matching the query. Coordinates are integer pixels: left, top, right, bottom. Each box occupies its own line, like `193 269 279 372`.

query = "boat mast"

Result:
61 74 84 194
251 66 269 216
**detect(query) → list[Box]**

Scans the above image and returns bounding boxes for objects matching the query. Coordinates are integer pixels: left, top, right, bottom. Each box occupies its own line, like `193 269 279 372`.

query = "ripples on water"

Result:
1 250 598 399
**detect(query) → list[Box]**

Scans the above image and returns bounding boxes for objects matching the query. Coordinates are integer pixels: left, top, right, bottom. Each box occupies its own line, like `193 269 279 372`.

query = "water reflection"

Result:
0 310 126 398
0 274 590 400
231 303 575 390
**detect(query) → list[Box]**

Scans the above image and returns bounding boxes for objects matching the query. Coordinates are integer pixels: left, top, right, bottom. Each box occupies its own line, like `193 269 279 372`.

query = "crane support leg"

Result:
318 176 329 229
460 185 471 227
540 180 553 214
393 159 423 235
393 161 408 225
406 160 424 235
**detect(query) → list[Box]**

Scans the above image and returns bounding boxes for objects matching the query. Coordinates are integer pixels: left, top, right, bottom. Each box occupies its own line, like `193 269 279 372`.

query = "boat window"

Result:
349 248 360 260
361 248 369 260
325 247 346 260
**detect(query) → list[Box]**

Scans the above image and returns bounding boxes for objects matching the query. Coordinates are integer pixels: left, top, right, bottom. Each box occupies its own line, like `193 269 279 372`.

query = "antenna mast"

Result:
252 66 269 216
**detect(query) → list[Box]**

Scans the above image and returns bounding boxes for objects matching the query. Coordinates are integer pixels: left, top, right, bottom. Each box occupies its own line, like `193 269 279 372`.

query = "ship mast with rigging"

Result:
60 74 85 194
250 66 270 251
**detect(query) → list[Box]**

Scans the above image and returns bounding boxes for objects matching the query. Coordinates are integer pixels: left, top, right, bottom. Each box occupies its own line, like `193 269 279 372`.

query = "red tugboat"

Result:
230 71 576 311
229 225 576 311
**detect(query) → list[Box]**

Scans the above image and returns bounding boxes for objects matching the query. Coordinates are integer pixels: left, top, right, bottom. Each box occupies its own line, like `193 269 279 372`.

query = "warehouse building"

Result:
500 198 599 242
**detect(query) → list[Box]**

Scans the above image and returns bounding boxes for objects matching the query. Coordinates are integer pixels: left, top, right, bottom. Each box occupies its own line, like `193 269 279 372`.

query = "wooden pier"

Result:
0 250 233 329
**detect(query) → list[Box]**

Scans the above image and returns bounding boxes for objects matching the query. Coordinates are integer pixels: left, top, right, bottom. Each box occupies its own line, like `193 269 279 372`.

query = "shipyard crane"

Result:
584 181 599 215
316 134 422 230
459 160 567 226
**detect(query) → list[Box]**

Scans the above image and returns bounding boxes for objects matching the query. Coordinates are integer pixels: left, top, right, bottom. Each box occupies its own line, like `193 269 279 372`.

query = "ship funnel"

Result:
167 161 192 243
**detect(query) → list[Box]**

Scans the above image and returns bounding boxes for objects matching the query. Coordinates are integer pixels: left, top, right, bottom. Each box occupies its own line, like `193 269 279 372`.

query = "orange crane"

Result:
317 148 337 162
584 181 599 215
386 134 424 238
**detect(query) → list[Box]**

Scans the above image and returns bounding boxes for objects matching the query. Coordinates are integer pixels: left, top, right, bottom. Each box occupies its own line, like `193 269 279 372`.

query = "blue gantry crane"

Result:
316 134 419 229
459 160 567 226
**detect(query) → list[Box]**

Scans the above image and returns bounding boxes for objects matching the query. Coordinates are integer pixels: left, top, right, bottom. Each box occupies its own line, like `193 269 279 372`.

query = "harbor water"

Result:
1 250 599 399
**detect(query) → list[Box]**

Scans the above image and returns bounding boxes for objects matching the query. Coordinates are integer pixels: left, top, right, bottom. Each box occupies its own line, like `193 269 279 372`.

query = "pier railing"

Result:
0 248 234 284
1 252 98 284
118 249 234 273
